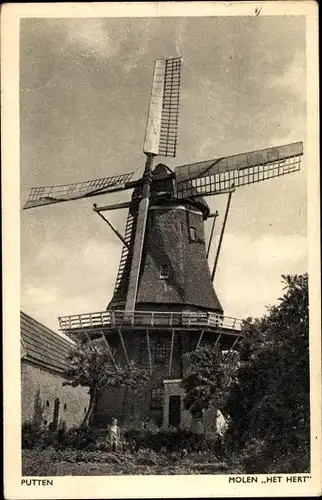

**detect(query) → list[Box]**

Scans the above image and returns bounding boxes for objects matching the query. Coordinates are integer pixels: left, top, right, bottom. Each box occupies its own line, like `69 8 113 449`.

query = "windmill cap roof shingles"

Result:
21 311 74 374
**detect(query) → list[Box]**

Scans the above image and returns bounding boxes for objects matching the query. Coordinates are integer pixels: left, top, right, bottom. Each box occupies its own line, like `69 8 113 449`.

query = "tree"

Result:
181 274 309 471
63 342 150 428
181 344 239 417
225 273 309 471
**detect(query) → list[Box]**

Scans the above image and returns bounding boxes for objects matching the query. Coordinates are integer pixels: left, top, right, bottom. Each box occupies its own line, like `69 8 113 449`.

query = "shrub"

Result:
239 438 310 474
22 422 58 449
123 428 221 454
22 421 106 451
22 422 40 449
225 274 309 472
54 426 103 450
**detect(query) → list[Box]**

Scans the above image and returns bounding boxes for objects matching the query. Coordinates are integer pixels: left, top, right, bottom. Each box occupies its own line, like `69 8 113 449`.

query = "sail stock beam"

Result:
125 154 154 312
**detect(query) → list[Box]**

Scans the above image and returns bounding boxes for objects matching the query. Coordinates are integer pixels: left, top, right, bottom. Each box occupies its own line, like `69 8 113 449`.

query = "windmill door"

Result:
169 395 181 428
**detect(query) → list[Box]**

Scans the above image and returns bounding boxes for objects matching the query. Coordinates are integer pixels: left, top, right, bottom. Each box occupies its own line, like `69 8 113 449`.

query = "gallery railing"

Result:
59 310 243 332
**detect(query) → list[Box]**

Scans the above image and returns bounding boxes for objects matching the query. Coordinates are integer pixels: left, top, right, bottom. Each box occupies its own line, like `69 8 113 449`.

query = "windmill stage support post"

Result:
146 329 152 375
214 333 222 347
84 330 95 350
225 336 240 358
196 330 204 350
211 186 234 281
100 331 117 368
125 153 154 312
118 328 130 365
206 210 219 258
168 330 175 377
94 205 130 249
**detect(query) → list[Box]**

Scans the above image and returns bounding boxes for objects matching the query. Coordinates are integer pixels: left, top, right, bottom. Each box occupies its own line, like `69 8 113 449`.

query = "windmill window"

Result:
189 226 197 241
159 264 169 280
155 339 167 364
64 403 67 411
46 400 50 407
150 388 163 410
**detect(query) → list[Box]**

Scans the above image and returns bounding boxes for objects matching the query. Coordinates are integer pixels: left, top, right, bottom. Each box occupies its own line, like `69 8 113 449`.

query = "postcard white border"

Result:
2 2 320 498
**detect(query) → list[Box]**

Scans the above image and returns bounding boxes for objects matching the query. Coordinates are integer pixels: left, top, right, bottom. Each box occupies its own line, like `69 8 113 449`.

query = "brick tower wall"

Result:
136 204 223 313
94 329 213 428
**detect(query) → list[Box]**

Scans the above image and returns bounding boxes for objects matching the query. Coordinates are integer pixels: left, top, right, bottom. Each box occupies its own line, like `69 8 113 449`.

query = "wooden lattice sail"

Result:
144 57 182 157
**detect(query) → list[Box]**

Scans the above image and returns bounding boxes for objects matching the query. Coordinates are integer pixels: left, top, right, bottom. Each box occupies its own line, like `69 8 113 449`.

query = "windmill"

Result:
24 57 303 428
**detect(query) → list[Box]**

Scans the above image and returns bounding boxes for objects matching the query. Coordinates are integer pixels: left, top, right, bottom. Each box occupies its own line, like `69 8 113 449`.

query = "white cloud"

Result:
65 19 111 56
21 236 122 330
213 233 307 319
270 48 306 101
23 285 59 305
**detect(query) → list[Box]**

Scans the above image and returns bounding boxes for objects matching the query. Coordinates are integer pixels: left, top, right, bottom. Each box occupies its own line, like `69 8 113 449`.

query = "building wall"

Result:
95 329 221 432
21 361 90 430
95 329 183 427
162 379 217 434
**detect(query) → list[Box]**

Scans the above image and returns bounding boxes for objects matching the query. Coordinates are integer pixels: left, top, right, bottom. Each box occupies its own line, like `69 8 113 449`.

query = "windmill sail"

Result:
110 210 137 306
124 171 151 312
175 142 303 198
144 57 182 157
24 172 134 209
124 56 182 312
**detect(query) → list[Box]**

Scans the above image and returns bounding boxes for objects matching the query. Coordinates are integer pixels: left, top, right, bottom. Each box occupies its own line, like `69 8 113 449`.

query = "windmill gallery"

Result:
23 57 304 431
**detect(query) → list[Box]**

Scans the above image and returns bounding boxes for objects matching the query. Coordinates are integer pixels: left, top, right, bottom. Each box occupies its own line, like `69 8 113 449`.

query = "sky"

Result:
20 15 307 332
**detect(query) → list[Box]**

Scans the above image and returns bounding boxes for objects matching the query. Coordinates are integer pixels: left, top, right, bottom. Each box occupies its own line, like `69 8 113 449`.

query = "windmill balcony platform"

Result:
59 309 243 339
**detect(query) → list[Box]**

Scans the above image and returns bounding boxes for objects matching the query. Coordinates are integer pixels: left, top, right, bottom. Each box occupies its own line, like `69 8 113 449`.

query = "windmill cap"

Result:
153 163 174 178
131 163 210 219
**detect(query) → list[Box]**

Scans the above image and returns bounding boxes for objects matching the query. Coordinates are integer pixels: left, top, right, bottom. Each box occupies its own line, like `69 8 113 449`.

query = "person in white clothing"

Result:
108 418 121 452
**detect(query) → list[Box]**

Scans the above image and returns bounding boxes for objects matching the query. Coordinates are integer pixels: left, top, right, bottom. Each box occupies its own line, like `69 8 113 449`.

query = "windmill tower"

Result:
24 57 303 429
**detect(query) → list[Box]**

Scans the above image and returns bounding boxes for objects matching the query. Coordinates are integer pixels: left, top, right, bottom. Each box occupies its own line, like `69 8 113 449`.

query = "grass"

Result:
22 448 245 476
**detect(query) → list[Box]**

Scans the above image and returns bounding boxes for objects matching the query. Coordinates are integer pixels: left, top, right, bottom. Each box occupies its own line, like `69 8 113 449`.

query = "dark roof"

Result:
21 311 73 374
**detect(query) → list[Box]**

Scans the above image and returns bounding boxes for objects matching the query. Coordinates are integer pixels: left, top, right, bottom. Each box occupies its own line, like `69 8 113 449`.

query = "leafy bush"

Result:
54 426 104 450
22 422 40 449
224 274 310 471
22 422 56 449
239 438 310 474
124 428 222 454
21 421 104 451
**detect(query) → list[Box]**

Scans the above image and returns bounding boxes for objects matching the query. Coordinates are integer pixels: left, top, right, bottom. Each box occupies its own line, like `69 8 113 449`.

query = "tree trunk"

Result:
80 389 98 429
